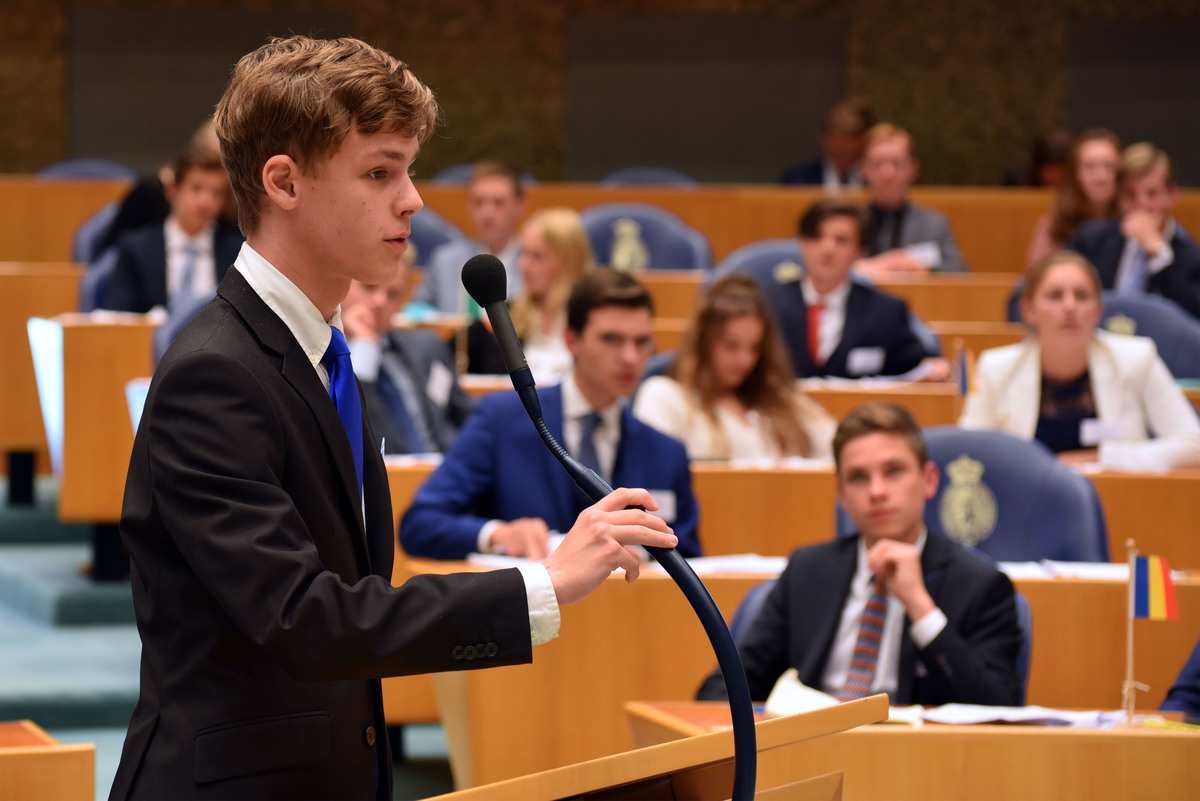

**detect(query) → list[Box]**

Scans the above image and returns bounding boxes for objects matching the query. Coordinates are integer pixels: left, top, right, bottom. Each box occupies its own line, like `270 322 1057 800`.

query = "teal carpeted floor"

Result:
1 478 454 800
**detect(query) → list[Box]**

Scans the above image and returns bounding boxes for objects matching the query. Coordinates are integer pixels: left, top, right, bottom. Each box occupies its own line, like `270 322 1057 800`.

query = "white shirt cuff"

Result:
909 606 948 649
1147 241 1174 274
477 520 504 554
516 563 561 646
347 337 382 381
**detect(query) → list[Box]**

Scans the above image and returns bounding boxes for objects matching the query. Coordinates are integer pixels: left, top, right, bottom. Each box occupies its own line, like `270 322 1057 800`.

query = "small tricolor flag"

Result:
1133 555 1178 621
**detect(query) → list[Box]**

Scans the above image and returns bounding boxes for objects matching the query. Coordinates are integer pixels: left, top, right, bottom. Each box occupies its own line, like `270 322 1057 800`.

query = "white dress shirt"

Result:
801 277 851 365
233 242 560 646
819 530 948 698
164 218 218 303
1115 219 1177 290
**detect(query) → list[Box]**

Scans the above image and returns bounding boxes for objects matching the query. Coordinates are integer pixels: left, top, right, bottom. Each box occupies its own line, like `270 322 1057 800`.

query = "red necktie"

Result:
808 302 824 365
836 577 888 701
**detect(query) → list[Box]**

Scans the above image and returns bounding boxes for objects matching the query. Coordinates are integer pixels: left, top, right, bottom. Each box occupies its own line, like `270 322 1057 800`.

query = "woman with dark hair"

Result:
1026 129 1121 269
634 273 834 460
960 251 1200 468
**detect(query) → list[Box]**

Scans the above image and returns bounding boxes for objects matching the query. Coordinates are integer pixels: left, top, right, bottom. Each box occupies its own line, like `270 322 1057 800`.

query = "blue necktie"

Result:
322 327 364 494
171 242 198 313
1118 248 1149 294
577 412 603 479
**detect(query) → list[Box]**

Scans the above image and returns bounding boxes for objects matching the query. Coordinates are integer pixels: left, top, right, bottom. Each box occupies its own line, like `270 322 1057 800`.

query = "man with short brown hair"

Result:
697 402 1022 707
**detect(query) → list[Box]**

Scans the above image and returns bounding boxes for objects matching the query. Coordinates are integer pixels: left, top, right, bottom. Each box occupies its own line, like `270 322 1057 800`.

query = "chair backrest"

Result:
923 426 1109 562
79 247 119 312
1013 591 1032 705
580 202 712 271
72 201 120 263
728 579 777 645
408 207 466 268
154 291 216 364
428 162 476 185
1099 291 1200 379
599 167 698 187
711 238 800 284
36 158 139 181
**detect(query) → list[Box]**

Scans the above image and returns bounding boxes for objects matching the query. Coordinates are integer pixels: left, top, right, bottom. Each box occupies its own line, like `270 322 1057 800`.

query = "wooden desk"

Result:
29 315 155 523
0 720 94 801
931 320 1025 356
801 380 961 427
627 701 1200 801
0 264 82 458
384 462 1200 570
0 177 130 261
876 273 1020 323
396 556 1197 789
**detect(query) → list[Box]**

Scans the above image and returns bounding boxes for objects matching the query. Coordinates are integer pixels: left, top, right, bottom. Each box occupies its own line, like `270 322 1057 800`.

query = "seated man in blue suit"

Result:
401 269 701 560
778 96 874 190
342 251 475 455
758 198 950 380
697 402 1022 706
103 147 244 313
1067 142 1199 321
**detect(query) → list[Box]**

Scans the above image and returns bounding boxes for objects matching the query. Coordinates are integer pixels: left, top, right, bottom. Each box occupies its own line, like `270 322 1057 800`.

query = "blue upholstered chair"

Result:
599 167 698 187
79 247 118 312
428 162 476 184
1098 292 1200 379
580 202 712 271
408 207 465 268
154 291 216 364
36 158 138 181
72 201 120 263
922 426 1109 562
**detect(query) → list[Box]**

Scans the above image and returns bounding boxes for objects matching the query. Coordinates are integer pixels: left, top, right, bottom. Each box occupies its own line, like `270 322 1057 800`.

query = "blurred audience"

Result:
343 249 475 456
1026 129 1121 269
467 207 596 383
415 160 526 314
779 96 876 191
634 273 835 461
1066 143 1199 320
856 124 970 276
959 251 1200 469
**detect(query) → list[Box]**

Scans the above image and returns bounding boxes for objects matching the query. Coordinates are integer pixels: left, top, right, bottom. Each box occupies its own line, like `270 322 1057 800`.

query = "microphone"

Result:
461 255 757 801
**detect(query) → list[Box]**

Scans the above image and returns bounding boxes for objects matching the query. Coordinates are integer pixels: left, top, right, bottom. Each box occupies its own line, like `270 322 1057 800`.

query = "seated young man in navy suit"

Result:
767 198 951 381
103 146 244 313
1066 142 1200 321
697 402 1022 706
342 250 475 455
401 269 701 560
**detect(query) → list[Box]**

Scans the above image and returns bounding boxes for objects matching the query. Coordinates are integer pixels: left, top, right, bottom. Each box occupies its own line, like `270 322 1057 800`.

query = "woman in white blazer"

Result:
959 251 1200 469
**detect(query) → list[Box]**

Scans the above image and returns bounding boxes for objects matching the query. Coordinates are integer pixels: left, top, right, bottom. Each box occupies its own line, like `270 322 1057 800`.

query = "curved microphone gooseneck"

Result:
461 254 757 800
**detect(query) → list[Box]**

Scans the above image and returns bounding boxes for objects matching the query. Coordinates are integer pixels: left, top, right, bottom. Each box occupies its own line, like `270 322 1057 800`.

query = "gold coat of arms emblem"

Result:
937 455 998 547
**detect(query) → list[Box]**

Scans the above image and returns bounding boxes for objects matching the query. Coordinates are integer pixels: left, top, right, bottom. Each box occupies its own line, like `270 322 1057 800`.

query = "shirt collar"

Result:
801 275 851 310
561 369 623 431
165 218 215 253
232 242 341 367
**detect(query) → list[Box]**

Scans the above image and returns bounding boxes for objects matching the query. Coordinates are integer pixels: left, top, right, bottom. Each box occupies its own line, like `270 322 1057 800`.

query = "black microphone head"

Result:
461 254 508 306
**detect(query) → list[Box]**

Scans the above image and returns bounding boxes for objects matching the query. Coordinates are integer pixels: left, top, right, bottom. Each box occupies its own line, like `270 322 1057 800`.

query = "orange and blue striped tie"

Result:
837 577 888 701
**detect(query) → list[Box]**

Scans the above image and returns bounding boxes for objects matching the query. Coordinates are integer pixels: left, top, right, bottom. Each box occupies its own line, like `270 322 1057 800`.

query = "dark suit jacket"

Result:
778 159 826 186
103 222 244 313
769 279 928 379
697 533 1023 706
1067 219 1200 320
110 269 531 800
359 329 474 454
399 384 701 560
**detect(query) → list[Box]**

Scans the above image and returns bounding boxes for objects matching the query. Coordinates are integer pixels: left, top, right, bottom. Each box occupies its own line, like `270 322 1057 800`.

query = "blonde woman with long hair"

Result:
634 273 834 460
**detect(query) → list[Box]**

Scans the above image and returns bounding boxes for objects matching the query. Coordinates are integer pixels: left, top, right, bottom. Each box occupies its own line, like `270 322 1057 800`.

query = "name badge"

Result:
904 241 941 268
1080 418 1124 446
847 347 885 376
646 489 677 522
426 361 454 407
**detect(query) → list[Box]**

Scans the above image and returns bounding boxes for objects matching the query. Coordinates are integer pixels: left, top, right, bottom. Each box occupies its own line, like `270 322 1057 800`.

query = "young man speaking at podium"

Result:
109 35 677 800
698 403 1023 707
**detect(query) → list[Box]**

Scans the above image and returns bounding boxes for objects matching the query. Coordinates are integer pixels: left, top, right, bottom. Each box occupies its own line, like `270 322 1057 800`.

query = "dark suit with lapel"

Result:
359 329 474 455
103 221 244 313
1067 218 1200 320
767 276 928 379
399 384 701 560
110 269 530 800
697 533 1023 706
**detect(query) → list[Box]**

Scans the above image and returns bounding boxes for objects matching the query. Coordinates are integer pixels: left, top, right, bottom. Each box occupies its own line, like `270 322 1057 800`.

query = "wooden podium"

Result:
425 695 887 801
0 720 94 801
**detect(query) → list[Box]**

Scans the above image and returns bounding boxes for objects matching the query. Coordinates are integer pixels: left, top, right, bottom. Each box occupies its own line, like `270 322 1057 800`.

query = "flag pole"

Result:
1124 539 1136 722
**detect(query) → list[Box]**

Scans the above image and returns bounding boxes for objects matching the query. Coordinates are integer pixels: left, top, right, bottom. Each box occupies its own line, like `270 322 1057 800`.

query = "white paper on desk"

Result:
923 704 1123 728
682 554 787 576
382 453 443 468
1040 561 1129 580
765 669 923 725
997 562 1052 580
466 533 566 569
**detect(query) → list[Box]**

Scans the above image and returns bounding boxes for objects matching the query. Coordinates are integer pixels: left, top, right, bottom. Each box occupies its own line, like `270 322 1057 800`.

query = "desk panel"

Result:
0 265 81 452
0 178 130 261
